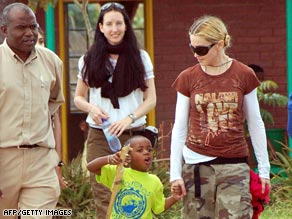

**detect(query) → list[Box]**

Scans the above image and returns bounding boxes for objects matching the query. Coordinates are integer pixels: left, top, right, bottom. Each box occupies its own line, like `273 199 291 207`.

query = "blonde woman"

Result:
170 15 270 219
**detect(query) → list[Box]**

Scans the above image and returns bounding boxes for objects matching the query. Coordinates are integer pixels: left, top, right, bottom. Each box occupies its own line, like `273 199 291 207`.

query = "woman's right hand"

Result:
171 179 187 199
89 105 109 125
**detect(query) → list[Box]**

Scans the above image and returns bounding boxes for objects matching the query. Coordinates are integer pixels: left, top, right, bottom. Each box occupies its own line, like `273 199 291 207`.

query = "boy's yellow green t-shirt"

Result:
96 165 165 218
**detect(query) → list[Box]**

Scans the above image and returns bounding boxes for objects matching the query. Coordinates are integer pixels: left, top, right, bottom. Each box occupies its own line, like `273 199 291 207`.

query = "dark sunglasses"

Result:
189 43 216 56
100 2 125 11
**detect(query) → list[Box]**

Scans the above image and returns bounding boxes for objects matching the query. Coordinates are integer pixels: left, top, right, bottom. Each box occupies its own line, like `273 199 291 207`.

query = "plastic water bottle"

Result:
102 118 122 152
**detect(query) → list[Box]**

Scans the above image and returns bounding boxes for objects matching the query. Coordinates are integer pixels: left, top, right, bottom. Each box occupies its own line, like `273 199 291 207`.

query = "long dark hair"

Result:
81 4 147 108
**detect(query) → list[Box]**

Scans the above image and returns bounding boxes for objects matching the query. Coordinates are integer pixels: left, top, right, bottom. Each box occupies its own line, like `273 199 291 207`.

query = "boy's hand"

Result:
171 184 183 200
109 152 122 165
172 184 182 195
109 148 132 167
171 179 187 199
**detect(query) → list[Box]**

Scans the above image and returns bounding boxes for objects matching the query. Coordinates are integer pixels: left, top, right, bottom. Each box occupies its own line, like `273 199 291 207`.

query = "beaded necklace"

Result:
211 59 233 67
203 59 233 73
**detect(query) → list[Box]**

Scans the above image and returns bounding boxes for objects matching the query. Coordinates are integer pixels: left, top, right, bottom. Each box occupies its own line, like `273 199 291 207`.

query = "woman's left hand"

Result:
108 116 133 136
260 177 271 194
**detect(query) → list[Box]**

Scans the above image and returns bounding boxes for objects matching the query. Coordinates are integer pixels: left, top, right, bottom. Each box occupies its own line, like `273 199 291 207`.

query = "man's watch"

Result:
128 113 137 123
58 160 64 167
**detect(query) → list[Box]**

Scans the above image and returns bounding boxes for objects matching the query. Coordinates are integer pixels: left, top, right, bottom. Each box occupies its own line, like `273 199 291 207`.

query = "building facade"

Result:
0 0 289 160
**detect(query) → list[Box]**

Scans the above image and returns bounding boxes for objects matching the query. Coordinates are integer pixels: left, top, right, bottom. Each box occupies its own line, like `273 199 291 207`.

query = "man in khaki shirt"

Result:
0 3 65 218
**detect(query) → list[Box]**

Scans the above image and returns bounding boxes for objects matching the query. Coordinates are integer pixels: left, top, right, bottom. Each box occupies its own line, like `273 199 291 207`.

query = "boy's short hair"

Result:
125 126 158 148
125 135 146 146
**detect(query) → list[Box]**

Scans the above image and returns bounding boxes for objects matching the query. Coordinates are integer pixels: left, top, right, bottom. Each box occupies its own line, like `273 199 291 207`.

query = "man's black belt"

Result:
17 144 39 149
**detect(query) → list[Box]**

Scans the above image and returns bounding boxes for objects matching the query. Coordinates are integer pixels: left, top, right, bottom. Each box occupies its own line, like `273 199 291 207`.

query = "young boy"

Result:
87 135 179 218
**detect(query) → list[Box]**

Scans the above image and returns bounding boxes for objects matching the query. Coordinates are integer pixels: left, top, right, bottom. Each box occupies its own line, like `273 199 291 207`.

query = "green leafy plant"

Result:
56 153 95 219
150 158 182 219
28 0 57 11
270 142 292 181
246 79 288 166
53 124 292 219
149 123 182 219
257 80 288 125
261 143 292 218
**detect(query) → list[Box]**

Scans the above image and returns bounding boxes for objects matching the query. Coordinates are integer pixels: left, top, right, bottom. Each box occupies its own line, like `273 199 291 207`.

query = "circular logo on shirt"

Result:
114 187 146 218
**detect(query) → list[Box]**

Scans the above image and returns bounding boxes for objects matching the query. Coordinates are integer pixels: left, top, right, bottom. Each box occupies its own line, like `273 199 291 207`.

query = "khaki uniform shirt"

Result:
0 40 64 148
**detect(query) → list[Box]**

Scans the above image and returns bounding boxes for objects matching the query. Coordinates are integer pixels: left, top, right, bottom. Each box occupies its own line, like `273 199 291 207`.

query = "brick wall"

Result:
0 0 287 158
153 0 287 154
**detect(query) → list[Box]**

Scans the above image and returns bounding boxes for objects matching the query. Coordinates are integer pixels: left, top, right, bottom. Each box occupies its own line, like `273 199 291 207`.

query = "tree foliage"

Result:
257 80 289 125
72 0 94 46
28 0 58 11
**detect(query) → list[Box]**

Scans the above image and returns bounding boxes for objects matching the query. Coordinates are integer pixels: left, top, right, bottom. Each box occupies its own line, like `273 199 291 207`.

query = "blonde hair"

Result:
189 15 231 48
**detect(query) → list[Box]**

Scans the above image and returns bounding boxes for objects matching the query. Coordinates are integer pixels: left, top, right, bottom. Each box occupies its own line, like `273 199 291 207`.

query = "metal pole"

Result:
45 4 55 52
144 0 156 126
287 0 292 153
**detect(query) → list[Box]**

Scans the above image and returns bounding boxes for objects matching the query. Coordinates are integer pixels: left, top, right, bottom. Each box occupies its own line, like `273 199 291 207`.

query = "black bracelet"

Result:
58 160 64 167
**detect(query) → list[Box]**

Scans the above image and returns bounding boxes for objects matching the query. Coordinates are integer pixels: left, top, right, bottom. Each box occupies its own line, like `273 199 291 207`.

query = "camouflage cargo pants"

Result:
182 162 252 219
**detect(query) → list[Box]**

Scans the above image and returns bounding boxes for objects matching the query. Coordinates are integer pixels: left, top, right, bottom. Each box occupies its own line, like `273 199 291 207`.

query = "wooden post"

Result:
106 144 131 219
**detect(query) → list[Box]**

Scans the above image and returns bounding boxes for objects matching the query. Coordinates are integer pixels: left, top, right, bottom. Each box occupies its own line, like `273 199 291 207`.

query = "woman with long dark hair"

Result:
74 2 156 218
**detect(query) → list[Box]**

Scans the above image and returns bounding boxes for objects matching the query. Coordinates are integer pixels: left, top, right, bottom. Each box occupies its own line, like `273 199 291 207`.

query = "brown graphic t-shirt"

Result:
172 60 260 158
